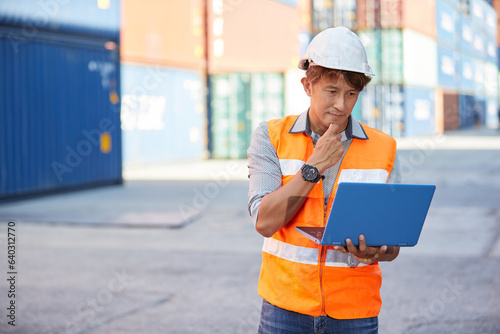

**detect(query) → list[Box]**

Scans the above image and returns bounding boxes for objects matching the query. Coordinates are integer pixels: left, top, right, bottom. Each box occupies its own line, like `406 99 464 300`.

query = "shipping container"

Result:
210 0 301 73
381 29 403 85
471 27 486 59
459 53 476 93
333 0 357 30
358 29 382 84
0 0 120 39
210 72 284 159
483 0 498 38
120 64 205 165
121 0 204 70
0 27 122 199
459 13 475 56
379 0 436 38
486 37 498 64
459 94 485 127
403 29 437 88
494 0 500 45
381 84 405 137
312 0 334 33
438 45 461 90
470 0 485 30
380 0 403 28
473 58 486 97
403 86 436 136
443 92 461 130
284 70 310 116
484 61 499 97
485 97 499 128
357 0 381 30
436 0 460 49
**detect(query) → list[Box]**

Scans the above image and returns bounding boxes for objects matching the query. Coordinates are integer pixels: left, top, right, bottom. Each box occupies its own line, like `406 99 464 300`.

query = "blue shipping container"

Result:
437 45 460 90
485 97 499 128
459 94 486 128
459 53 475 94
459 13 475 57
121 65 205 164
403 87 435 137
0 0 120 39
0 27 122 199
436 0 460 49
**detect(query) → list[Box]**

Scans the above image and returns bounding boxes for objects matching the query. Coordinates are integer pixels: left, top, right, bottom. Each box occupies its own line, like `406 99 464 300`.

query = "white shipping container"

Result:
484 62 499 98
403 29 437 88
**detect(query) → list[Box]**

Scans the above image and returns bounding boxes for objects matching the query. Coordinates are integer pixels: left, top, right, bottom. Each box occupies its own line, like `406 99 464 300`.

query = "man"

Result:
247 27 402 334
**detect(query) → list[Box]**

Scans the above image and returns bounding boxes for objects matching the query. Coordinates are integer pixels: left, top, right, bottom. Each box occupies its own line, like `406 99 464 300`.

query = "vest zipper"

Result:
319 203 328 316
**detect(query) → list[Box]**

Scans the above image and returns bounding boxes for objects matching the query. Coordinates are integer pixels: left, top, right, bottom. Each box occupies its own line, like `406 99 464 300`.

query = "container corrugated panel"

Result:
211 72 284 159
471 27 486 59
381 29 403 85
312 0 334 33
458 94 485 127
484 61 499 97
437 45 460 90
121 0 204 69
403 29 437 88
333 0 357 30
470 0 485 30
0 28 122 199
380 0 402 28
403 87 436 136
0 0 119 39
459 53 476 93
381 84 405 137
473 58 486 98
120 64 204 165
459 13 475 56
358 29 382 84
483 0 498 38
211 73 252 159
436 0 460 49
486 37 497 64
443 92 460 130
402 0 436 38
357 0 381 30
485 97 499 128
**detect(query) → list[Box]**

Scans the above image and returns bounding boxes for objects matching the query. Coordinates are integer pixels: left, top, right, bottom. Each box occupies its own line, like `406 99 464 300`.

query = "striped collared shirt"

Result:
247 110 401 225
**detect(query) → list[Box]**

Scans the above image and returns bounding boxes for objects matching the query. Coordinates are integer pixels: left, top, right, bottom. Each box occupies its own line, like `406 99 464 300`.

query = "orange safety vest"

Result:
258 114 397 319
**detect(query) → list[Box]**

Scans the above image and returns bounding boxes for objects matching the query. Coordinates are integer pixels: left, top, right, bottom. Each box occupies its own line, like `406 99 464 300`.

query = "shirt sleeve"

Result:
247 122 283 226
387 152 402 184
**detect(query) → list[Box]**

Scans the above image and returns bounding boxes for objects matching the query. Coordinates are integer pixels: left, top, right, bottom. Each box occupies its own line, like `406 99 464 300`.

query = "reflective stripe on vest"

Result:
263 238 370 267
259 114 396 319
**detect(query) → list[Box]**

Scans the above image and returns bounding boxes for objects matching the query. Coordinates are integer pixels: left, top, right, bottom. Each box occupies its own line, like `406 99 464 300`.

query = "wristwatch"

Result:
301 164 322 183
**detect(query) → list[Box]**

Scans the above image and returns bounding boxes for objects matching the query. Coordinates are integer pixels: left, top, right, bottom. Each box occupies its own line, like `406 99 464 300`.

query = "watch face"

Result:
304 165 318 180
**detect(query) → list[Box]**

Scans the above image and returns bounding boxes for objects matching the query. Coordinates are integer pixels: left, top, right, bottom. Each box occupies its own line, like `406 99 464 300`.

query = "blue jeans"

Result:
257 299 378 334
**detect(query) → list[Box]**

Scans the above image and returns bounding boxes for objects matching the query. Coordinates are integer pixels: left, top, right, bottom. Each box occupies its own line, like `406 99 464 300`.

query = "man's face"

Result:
301 74 360 136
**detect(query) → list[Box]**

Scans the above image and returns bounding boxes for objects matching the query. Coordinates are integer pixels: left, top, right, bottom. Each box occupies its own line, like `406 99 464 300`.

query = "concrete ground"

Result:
0 128 499 334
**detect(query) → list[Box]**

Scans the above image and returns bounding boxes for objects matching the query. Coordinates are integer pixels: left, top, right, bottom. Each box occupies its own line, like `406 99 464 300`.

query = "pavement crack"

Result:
78 294 174 334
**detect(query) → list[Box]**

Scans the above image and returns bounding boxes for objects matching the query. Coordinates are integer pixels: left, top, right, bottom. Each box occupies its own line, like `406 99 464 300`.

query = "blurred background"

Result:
1 2 500 334
1 0 499 199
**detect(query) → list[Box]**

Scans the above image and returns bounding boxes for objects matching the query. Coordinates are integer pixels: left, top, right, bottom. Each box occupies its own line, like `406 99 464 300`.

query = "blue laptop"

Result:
296 182 436 247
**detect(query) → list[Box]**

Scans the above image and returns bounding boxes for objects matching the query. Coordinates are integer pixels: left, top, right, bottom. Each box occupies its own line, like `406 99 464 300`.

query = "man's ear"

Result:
301 77 312 97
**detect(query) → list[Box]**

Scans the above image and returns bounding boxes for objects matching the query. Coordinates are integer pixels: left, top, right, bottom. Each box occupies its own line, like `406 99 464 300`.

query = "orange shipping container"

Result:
121 0 205 70
494 0 500 45
380 0 436 38
209 0 301 73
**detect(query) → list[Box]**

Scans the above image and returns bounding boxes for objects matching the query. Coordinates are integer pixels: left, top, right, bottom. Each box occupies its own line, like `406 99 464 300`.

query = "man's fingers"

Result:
325 122 341 137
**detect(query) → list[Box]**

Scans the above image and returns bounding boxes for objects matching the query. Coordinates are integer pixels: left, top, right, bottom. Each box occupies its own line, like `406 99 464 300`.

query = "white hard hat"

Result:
298 26 374 76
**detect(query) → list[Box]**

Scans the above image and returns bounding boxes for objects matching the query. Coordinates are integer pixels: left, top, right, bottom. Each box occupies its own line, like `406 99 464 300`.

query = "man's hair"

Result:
305 65 372 91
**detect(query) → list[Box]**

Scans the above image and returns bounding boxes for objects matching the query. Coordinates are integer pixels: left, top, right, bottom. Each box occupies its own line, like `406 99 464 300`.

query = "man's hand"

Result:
333 235 399 263
307 123 344 174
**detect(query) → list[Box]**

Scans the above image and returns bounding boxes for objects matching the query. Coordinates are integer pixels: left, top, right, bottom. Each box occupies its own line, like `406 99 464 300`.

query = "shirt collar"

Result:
289 109 369 140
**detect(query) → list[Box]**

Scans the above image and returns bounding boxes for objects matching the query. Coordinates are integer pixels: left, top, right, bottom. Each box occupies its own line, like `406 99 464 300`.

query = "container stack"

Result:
354 0 438 137
209 0 310 159
329 0 500 135
0 0 122 200
120 0 206 164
